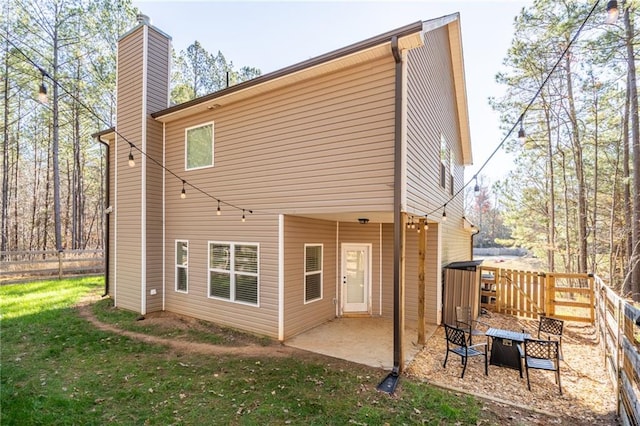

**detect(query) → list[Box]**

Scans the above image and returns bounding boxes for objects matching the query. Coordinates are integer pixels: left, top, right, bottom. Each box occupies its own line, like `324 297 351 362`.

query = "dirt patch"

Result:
405 311 619 425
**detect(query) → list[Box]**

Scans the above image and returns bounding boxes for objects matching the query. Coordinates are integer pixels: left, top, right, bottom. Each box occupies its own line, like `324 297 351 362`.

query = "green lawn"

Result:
1 277 491 425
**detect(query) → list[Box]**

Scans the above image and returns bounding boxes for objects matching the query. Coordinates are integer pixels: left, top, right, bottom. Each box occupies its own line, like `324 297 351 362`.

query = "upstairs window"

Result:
185 122 214 170
304 244 323 303
440 134 447 189
449 149 455 196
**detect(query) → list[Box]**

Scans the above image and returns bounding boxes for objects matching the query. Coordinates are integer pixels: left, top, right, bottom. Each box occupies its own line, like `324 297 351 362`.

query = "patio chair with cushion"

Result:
455 306 489 344
538 315 564 359
523 338 562 394
443 323 488 378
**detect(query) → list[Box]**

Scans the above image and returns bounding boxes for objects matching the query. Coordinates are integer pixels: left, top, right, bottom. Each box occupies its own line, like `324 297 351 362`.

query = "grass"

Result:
1 277 492 425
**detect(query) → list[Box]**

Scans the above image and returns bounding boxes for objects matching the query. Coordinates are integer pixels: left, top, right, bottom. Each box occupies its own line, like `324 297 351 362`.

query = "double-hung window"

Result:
439 134 447 189
208 242 259 305
185 122 214 170
304 244 323 303
175 240 188 292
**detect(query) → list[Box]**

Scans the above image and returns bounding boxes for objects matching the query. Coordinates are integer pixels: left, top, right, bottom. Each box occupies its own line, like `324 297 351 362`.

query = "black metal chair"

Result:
523 338 561 394
443 323 488 378
455 306 489 344
538 316 564 359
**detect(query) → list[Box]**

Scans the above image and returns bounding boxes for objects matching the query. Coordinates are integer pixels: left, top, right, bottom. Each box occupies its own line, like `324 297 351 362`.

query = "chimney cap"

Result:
136 14 151 26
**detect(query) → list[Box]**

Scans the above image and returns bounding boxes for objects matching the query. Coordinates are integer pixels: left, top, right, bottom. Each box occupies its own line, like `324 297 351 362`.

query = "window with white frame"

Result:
185 122 214 170
175 240 188 292
304 244 323 303
208 242 259 305
449 149 455 196
439 134 447 189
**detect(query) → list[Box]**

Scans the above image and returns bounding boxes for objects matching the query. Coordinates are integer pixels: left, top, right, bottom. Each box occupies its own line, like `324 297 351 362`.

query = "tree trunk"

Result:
624 2 640 301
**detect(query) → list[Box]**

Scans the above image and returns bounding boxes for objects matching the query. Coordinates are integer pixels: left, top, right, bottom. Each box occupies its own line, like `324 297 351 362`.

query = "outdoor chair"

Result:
538 316 564 359
455 306 489 344
443 323 488 378
523 338 561 394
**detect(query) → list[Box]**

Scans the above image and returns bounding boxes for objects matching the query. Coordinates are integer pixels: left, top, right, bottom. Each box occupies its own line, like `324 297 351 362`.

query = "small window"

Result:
185 122 214 170
208 242 259 305
304 244 323 303
440 134 447 189
175 240 188 292
449 149 455 196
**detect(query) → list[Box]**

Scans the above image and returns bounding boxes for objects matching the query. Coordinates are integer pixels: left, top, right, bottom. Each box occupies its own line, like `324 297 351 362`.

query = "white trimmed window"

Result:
449 149 455 196
175 240 188 293
304 244 323 303
185 122 214 170
208 242 259 305
440 134 447 189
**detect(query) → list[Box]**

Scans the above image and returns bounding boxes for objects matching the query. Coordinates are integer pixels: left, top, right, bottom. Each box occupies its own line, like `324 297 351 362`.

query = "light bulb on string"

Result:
217 200 221 216
424 215 429 230
474 176 480 195
180 180 186 199
606 0 619 24
242 209 246 223
442 205 447 222
128 144 135 167
38 81 48 104
518 119 526 144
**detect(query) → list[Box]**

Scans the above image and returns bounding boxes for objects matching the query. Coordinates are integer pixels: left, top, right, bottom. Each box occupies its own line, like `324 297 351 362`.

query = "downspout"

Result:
391 36 403 376
97 138 110 297
471 227 480 258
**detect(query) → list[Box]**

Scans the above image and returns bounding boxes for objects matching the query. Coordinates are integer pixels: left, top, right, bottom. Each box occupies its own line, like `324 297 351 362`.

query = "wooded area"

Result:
1 0 260 259
465 0 639 301
1 1 639 300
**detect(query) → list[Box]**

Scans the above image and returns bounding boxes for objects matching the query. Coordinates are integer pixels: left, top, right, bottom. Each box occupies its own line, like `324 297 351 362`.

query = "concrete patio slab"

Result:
285 317 438 370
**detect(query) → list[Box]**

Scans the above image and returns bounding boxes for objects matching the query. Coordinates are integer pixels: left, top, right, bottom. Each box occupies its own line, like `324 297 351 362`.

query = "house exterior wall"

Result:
283 216 337 339
162 55 397 215
404 31 472 251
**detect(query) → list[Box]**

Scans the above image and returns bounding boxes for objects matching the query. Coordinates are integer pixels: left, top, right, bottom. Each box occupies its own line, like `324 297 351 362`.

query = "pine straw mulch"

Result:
405 311 619 425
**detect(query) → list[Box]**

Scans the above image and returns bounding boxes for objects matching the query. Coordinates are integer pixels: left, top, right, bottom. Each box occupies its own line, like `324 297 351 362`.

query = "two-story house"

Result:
95 12 474 371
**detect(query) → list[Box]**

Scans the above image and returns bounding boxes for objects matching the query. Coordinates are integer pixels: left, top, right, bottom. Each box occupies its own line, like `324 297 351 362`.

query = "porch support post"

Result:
391 35 404 374
418 218 426 344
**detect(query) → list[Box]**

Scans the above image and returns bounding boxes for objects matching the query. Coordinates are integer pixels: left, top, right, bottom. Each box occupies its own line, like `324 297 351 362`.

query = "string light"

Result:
442 205 447 222
473 176 480 195
606 0 619 23
518 118 526 144
217 200 221 216
242 209 246 222
38 78 47 104
424 215 429 230
181 180 186 199
128 143 135 167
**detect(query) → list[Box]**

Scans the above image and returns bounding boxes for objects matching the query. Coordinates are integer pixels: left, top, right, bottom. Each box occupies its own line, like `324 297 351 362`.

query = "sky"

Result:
131 0 535 184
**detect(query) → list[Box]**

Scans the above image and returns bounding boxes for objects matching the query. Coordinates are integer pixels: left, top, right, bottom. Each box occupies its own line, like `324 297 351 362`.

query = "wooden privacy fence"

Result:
0 250 104 281
595 276 640 425
480 267 595 323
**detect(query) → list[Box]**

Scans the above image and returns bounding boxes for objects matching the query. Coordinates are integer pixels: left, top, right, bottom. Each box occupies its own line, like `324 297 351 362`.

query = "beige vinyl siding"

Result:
164 213 280 338
114 27 144 312
283 216 336 339
144 29 170 313
162 56 396 215
338 222 382 316
405 27 463 217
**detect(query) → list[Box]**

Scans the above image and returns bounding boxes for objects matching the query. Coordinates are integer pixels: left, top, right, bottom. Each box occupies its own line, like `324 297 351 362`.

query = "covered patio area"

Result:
285 317 438 370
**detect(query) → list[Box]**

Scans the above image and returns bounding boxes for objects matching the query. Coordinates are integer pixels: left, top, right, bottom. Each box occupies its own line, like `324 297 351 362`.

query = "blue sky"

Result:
132 0 534 184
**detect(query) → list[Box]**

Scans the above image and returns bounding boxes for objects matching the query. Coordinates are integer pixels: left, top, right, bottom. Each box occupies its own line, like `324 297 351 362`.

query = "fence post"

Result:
616 297 622 417
58 251 63 280
545 273 555 316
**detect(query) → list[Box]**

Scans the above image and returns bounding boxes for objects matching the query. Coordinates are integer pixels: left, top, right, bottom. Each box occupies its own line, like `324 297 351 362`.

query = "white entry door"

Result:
341 244 371 313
